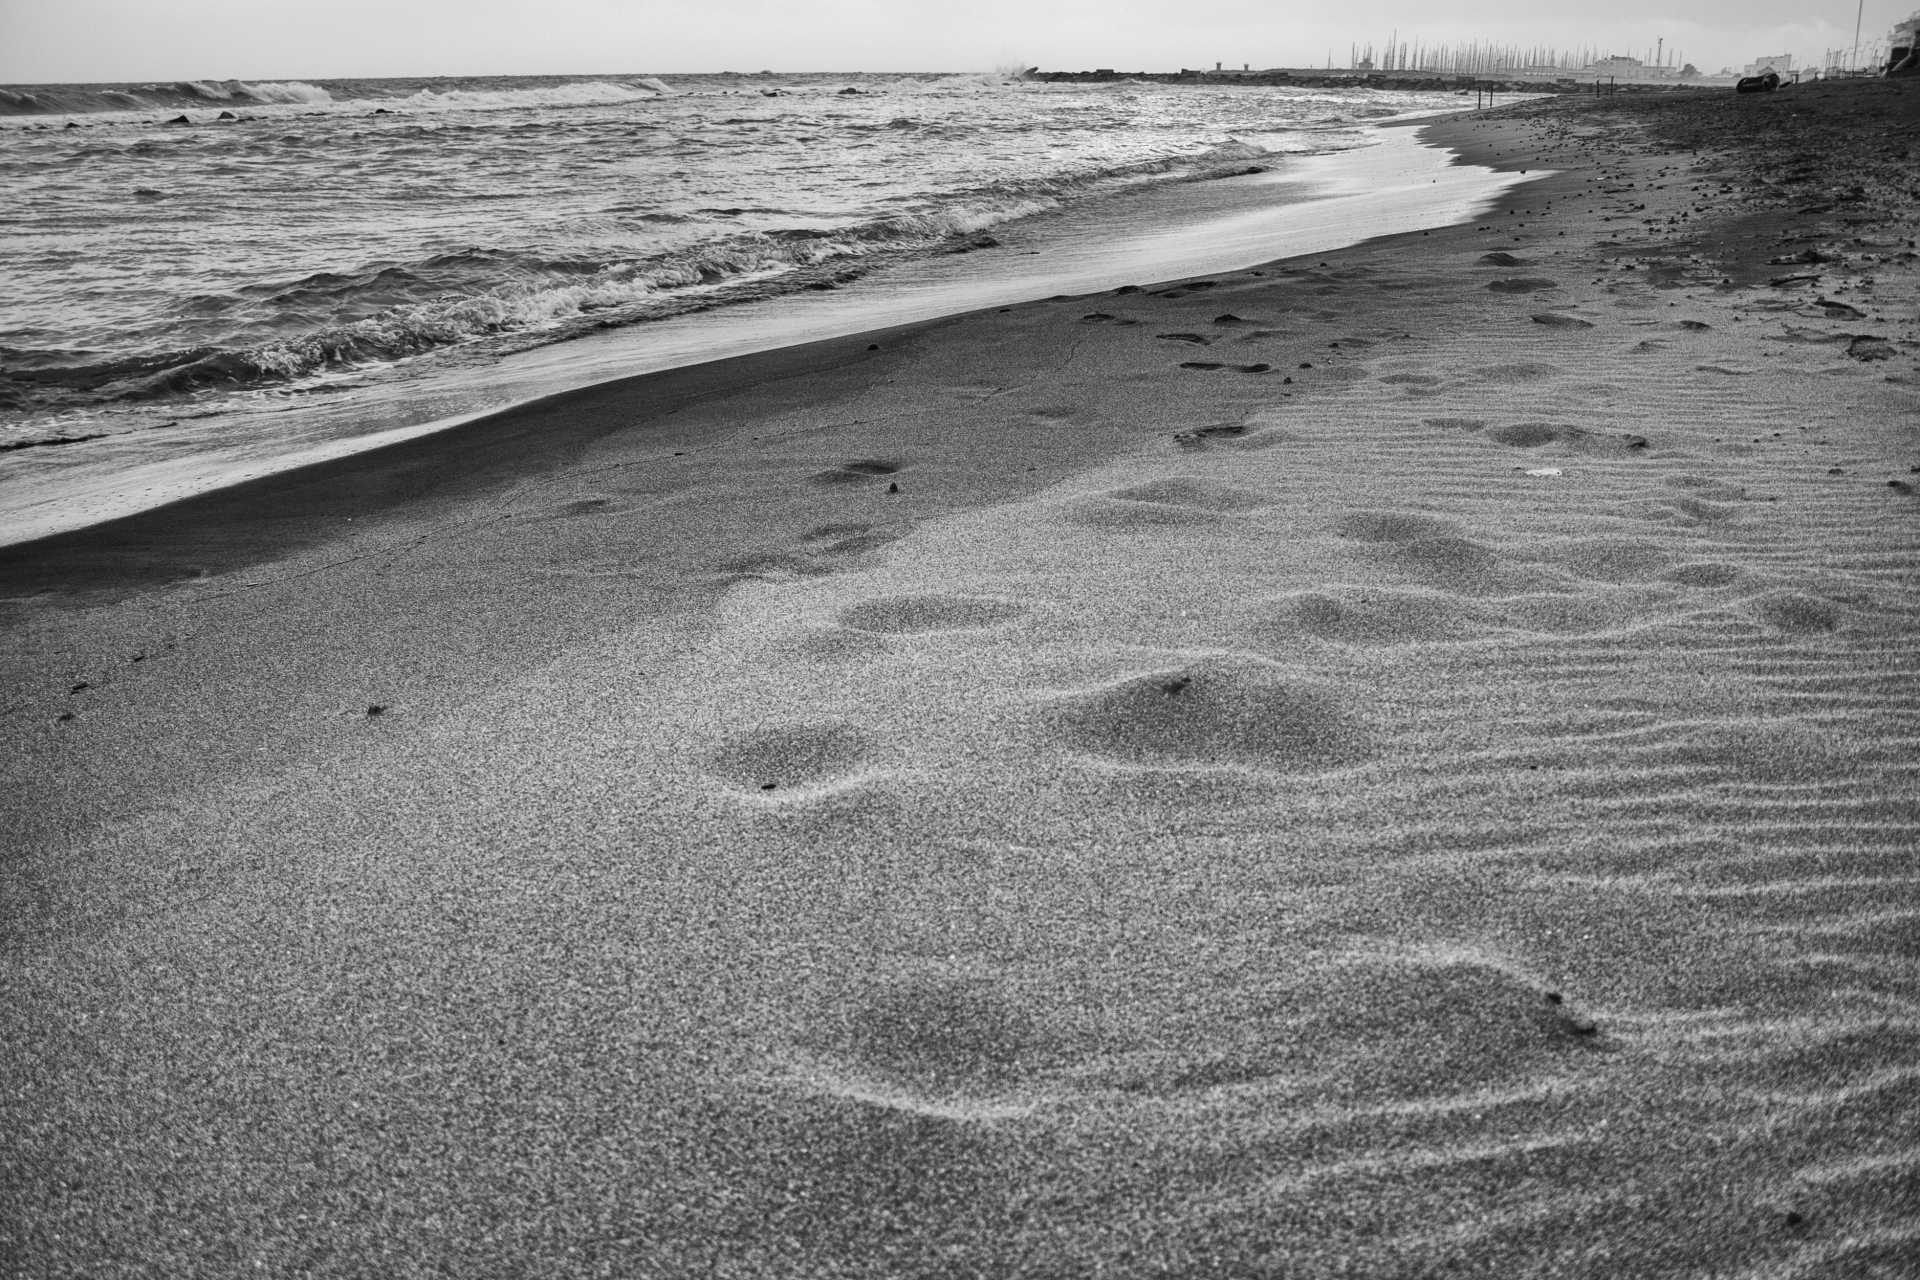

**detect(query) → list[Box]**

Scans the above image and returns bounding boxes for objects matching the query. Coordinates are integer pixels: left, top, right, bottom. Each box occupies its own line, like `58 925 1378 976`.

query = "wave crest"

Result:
397 79 671 111
0 79 333 116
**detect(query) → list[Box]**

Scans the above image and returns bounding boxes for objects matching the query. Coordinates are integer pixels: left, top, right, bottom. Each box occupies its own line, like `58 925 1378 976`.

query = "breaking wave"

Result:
395 79 674 111
0 135 1272 408
0 80 334 116
0 76 675 118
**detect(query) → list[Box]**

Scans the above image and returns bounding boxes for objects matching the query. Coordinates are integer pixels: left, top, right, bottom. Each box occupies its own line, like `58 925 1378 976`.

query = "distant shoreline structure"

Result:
1018 67 1716 93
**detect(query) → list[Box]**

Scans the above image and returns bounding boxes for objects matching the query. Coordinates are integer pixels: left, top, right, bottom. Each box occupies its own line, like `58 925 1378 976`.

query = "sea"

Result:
0 72 1529 542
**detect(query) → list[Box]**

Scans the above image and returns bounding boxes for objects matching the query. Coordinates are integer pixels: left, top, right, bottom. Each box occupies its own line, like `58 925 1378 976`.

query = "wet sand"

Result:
3 79 1917 1277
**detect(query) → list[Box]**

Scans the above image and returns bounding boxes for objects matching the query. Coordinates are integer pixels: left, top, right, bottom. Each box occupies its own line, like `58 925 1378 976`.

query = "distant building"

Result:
1891 12 1919 72
1586 55 1647 77
1744 53 1794 76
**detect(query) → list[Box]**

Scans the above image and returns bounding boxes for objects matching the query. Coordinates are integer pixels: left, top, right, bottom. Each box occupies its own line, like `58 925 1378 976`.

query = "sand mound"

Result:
1066 476 1270 529
1254 586 1488 646
706 720 873 791
803 973 1043 1088
1043 654 1368 770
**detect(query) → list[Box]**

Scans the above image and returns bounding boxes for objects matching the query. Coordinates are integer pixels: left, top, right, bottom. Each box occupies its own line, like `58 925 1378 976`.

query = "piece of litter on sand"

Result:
1520 467 1563 477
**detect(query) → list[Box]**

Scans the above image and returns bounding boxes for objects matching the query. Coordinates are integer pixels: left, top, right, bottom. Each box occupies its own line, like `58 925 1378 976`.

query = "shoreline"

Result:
0 121 1536 551
3 78 1916 1278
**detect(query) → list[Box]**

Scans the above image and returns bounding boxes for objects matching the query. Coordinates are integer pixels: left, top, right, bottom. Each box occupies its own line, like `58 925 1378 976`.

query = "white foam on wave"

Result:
398 79 670 111
244 81 334 105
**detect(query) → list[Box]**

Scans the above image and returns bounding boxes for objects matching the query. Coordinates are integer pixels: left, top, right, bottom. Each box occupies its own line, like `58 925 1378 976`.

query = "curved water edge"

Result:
0 140 1273 412
0 127 1543 547
5 74 1450 429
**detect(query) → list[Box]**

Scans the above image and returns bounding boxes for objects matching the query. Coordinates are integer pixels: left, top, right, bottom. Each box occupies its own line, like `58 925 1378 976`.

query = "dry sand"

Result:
3 80 1917 1277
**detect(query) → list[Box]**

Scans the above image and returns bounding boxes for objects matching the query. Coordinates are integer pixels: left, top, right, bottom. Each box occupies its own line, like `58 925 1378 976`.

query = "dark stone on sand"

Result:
1845 335 1895 361
164 115 191 126
1532 313 1594 329
366 704 387 717
1488 278 1559 293
216 110 238 120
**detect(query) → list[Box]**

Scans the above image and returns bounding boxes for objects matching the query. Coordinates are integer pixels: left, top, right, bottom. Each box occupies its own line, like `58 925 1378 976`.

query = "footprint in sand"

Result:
809 459 900 486
1663 561 1744 588
1335 511 1508 593
1171 422 1292 452
1334 511 1463 543
1550 538 1672 583
802 521 898 555
1066 477 1269 529
804 974 1043 1090
1751 591 1842 633
1484 423 1650 455
706 720 873 793
1295 951 1608 1096
1254 586 1487 646
1649 495 1742 526
1488 278 1561 293
717 524 902 583
1469 362 1562 385
837 594 1028 634
1171 422 1251 447
1178 361 1269 373
1043 654 1368 771
1532 313 1595 330
1478 251 1527 266
1156 332 1213 345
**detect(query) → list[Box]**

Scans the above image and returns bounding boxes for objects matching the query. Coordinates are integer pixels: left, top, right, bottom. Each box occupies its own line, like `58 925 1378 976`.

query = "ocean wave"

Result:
395 79 671 111
1 129 1281 409
0 80 333 117
0 75 674 120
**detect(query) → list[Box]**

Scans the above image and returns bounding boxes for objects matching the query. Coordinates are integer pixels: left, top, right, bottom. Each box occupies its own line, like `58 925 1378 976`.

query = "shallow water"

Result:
0 73 1521 541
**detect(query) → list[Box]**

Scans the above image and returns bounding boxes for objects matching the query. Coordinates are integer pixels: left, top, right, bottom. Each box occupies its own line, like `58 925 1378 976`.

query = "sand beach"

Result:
3 78 1917 1276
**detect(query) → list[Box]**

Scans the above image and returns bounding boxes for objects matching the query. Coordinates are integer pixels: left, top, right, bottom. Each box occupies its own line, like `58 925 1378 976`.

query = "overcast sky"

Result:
2 0 1911 83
